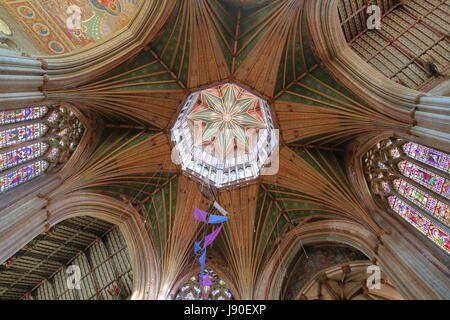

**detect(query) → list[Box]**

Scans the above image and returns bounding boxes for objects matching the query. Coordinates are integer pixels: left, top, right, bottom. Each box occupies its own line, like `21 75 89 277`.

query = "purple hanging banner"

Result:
193 205 228 289
204 225 223 247
194 208 208 223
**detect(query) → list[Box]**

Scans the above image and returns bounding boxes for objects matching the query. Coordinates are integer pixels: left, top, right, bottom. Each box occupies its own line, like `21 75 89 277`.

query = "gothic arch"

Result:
0 191 157 300
345 133 450 299
255 219 379 299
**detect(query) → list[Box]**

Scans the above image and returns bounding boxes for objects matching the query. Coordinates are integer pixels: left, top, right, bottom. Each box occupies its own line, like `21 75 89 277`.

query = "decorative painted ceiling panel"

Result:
3 0 142 54
171 83 277 189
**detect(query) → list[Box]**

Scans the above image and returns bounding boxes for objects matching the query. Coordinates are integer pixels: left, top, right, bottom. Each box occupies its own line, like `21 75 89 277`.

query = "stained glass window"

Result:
398 161 449 200
0 124 48 149
403 142 450 173
175 268 233 300
0 161 49 193
0 105 83 194
47 111 59 123
0 106 48 125
393 179 449 226
0 143 48 171
388 196 449 253
390 148 400 159
381 181 391 193
363 138 450 254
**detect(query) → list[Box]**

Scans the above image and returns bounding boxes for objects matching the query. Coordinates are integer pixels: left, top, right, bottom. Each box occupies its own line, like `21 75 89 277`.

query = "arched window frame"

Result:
175 267 233 300
363 137 449 254
0 104 84 194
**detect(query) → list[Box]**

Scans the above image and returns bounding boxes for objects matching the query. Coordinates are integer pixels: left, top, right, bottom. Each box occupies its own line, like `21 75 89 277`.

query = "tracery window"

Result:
0 105 83 194
363 138 449 254
175 268 233 300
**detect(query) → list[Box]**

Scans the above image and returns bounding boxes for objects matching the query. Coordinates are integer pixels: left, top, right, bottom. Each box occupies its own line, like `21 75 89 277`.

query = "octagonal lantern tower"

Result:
171 83 278 189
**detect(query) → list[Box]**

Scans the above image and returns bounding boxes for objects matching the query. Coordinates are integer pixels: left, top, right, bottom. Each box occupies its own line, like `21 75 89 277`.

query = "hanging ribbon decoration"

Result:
193 206 228 296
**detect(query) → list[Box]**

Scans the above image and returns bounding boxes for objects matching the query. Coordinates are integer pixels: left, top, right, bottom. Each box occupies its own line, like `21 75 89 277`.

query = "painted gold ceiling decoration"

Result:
2 0 142 55
0 18 12 37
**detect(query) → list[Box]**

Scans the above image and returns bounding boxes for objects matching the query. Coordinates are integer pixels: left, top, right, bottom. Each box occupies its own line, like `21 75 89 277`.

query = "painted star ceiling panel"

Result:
171 83 278 189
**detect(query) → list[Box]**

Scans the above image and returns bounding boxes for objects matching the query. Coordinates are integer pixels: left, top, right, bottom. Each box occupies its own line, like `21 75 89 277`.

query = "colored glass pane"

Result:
47 147 60 160
381 181 391 193
0 106 48 125
47 111 59 123
378 162 387 169
390 148 400 159
403 142 450 173
0 124 48 148
0 143 48 171
175 268 232 300
388 196 449 253
398 161 449 200
0 161 49 193
0 105 84 193
393 179 449 226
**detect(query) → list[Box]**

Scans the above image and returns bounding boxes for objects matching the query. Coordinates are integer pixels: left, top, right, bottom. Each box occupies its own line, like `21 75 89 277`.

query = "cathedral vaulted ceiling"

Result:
3 0 437 299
